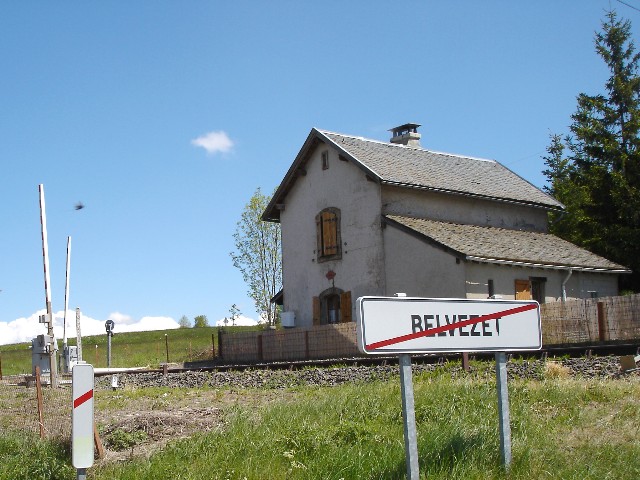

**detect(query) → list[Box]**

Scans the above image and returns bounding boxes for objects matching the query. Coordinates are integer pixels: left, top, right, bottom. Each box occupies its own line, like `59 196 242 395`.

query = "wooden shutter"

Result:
515 280 532 300
340 291 352 323
312 296 321 326
321 211 338 256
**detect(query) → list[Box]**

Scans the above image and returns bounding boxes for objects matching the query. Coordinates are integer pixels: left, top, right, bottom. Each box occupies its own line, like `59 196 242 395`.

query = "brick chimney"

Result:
389 123 421 147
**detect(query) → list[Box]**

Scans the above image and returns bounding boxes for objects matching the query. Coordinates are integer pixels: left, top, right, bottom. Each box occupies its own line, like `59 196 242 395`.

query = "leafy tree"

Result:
193 315 209 328
178 315 191 328
229 304 241 326
544 11 640 291
231 188 282 326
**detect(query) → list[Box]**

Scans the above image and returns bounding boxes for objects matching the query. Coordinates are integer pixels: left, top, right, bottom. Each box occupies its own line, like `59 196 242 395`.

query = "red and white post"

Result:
72 362 94 478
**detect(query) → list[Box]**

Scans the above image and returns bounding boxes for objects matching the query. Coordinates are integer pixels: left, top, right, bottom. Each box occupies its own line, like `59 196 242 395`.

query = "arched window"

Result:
313 288 352 325
316 207 341 262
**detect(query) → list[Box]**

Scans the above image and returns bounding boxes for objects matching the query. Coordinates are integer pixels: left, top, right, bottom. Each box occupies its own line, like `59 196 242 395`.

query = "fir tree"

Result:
544 11 640 291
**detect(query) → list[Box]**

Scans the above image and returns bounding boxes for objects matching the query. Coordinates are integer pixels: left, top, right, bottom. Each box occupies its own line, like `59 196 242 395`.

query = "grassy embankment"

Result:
0 325 259 375
1 361 638 479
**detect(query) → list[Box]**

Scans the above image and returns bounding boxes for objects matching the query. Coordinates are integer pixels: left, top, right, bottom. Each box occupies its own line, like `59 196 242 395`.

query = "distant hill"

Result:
0 325 260 376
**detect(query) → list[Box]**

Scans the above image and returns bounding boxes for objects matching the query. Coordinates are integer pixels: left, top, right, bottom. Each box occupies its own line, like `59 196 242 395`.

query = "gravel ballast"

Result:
95 356 636 391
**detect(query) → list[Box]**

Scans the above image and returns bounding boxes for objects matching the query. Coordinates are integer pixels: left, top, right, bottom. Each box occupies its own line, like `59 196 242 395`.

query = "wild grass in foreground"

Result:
89 373 640 480
0 432 73 480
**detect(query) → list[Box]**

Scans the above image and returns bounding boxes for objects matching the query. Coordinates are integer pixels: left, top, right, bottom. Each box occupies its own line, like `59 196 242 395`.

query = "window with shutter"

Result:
515 280 532 300
316 208 341 262
340 291 352 323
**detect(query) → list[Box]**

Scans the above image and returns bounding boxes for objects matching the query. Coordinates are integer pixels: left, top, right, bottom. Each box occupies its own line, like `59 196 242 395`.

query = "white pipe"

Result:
561 269 573 302
63 236 71 347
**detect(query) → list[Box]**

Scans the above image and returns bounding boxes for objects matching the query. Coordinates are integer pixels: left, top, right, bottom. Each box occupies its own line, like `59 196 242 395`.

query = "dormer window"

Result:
316 207 341 262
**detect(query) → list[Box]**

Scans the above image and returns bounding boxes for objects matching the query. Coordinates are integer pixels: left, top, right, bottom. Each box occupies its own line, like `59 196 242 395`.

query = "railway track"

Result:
94 341 640 377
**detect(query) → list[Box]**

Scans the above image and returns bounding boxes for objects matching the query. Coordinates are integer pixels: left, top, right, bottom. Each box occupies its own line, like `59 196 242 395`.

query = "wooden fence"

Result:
541 293 640 345
219 294 640 363
219 323 360 363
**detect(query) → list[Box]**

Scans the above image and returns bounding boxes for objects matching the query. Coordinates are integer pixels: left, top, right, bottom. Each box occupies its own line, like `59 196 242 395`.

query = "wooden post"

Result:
35 366 45 439
0 352 3 380
211 333 216 358
257 334 263 362
165 334 169 363
597 301 608 342
93 422 105 459
462 352 470 372
218 329 224 360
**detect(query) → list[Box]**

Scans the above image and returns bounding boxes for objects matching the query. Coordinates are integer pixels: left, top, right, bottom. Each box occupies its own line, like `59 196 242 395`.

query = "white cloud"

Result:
0 310 180 346
191 130 234 155
214 314 260 327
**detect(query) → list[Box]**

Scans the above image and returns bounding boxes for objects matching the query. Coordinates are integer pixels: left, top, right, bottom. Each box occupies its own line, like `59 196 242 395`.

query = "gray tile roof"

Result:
385 215 629 272
321 130 563 210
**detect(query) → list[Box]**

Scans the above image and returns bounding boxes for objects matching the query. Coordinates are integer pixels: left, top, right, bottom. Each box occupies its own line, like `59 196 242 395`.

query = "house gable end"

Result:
262 129 381 222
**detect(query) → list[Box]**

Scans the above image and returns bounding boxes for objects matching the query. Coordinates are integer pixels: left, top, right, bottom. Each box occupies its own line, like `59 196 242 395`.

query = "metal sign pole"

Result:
495 352 512 468
399 354 420 479
77 468 87 480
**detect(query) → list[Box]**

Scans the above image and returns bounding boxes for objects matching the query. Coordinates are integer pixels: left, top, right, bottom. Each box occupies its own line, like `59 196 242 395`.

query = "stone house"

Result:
263 124 630 328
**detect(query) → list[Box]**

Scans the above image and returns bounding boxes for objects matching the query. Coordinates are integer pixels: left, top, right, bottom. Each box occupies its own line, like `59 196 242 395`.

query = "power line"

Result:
616 0 640 13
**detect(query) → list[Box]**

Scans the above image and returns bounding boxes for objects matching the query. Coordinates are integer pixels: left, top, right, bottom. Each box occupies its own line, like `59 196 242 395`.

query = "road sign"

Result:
72 363 94 469
357 296 541 355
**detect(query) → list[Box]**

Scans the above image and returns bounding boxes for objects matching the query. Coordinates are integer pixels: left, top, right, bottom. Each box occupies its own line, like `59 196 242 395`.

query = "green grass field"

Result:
0 326 260 375
1 362 638 480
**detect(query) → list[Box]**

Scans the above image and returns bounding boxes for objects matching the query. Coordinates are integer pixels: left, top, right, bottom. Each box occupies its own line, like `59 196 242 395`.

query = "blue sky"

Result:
1 1 638 345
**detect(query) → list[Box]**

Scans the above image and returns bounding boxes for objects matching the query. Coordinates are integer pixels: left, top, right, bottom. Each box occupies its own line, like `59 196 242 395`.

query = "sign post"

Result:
495 352 511 467
72 362 94 478
357 296 541 472
399 354 420 479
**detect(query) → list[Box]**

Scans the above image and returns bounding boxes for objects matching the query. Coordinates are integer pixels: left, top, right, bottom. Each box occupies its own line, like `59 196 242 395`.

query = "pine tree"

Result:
544 11 640 291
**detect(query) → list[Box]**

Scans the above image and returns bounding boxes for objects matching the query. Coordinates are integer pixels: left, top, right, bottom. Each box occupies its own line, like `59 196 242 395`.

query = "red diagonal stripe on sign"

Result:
365 303 537 350
73 389 93 409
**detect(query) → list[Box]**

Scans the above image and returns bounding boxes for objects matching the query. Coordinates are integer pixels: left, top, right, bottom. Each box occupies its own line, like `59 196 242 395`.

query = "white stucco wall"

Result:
279 143 385 327
383 225 466 298
465 262 619 301
382 185 550 232
562 270 619 299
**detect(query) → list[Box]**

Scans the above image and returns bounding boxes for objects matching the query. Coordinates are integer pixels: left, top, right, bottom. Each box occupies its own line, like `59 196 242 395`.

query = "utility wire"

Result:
616 0 640 13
